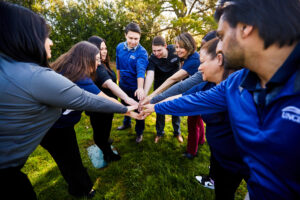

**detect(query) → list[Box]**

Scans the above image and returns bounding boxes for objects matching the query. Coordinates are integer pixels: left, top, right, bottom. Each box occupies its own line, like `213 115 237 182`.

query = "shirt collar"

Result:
241 42 300 91
124 42 139 52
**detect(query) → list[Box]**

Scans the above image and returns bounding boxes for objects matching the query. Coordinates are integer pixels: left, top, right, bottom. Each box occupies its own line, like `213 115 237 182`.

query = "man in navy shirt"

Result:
142 0 300 199
116 22 148 143
144 36 182 143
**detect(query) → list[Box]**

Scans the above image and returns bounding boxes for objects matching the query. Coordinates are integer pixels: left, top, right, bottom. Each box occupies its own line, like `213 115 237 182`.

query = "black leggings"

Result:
0 165 37 200
88 112 114 155
40 126 93 197
210 155 247 200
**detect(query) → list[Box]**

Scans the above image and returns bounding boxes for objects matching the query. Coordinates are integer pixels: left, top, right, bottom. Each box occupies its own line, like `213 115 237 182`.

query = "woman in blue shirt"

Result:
40 41 139 198
142 38 249 200
141 32 203 144
87 36 138 162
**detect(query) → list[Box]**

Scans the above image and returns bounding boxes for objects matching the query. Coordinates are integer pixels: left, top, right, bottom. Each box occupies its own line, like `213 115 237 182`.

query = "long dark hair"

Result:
51 41 99 82
201 38 236 80
0 2 50 67
88 36 111 71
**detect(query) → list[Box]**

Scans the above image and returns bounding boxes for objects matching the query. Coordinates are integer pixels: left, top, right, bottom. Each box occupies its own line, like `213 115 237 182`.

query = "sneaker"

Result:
136 135 143 143
195 175 215 190
117 124 131 130
182 152 196 159
104 152 121 162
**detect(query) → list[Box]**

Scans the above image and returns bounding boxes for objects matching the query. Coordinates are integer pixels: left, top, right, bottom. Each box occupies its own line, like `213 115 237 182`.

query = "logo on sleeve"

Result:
281 106 300 124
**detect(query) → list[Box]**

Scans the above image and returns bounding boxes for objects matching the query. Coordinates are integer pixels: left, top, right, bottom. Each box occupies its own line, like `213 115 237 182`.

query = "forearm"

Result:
151 71 203 104
103 80 129 101
155 91 226 116
159 94 182 103
144 70 154 95
137 77 144 89
98 91 122 105
148 69 188 99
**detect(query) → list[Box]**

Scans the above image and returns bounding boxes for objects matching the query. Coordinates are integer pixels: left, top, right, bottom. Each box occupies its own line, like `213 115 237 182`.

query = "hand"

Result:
125 111 144 120
126 105 138 112
124 97 138 106
139 95 151 106
134 88 145 101
140 104 155 118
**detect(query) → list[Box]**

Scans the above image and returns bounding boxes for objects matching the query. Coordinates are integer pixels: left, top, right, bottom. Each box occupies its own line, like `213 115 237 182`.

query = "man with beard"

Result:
141 0 300 199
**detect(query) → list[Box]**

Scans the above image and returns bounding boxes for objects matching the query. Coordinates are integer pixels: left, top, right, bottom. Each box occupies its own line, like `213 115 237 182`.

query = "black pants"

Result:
210 155 246 200
88 112 114 155
119 87 145 136
0 165 37 200
40 126 93 197
156 113 181 136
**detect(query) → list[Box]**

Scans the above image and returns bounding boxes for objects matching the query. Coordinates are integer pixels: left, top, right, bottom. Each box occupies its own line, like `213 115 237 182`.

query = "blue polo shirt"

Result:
116 42 148 90
181 52 200 75
53 77 100 128
156 43 300 199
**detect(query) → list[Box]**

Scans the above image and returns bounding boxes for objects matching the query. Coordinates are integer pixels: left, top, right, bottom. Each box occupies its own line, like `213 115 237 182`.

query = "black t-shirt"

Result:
147 45 180 89
95 64 117 99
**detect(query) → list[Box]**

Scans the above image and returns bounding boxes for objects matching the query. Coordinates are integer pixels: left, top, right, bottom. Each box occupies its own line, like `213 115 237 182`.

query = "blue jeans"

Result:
120 87 144 136
156 114 181 136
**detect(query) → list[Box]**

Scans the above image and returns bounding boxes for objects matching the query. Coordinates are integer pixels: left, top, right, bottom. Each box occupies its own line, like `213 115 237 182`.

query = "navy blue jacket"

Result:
156 43 300 199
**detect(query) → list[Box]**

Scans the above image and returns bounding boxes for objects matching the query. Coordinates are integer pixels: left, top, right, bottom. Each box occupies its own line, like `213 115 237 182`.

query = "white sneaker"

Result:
195 175 215 190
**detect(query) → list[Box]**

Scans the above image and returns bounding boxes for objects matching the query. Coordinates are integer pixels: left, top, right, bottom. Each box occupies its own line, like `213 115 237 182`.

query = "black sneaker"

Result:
195 175 215 189
104 152 121 162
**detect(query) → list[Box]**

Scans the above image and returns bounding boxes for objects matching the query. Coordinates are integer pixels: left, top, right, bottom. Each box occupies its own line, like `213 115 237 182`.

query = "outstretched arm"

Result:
140 69 189 105
151 71 203 104
141 81 227 118
144 70 154 95
102 79 138 106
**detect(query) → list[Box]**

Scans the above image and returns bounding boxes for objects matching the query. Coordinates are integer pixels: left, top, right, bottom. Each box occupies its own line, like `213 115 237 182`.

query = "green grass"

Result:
23 113 247 200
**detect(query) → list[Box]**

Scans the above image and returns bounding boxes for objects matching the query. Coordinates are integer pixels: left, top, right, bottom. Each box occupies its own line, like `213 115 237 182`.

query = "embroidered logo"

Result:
130 55 136 60
281 106 300 124
170 58 178 63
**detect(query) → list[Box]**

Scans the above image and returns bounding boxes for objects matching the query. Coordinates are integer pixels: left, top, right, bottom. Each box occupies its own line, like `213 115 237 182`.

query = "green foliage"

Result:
6 0 218 59
23 113 247 200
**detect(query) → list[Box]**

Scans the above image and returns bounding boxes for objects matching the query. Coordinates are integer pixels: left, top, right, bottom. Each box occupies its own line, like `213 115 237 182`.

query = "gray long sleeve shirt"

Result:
0 55 127 168
150 71 203 104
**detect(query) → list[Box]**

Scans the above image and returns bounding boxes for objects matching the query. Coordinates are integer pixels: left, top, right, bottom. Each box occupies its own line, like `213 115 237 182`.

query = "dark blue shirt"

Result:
181 52 200 76
53 78 101 128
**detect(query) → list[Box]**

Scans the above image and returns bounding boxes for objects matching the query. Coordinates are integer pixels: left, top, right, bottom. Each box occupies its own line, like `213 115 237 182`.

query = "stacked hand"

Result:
124 95 156 120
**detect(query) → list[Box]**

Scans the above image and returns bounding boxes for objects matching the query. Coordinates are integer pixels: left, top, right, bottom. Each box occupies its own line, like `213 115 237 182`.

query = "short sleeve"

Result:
182 52 200 75
95 65 112 86
147 56 156 71
76 78 100 95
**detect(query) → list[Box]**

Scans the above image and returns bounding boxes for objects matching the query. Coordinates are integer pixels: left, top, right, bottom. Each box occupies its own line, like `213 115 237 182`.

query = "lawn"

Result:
23 112 247 200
